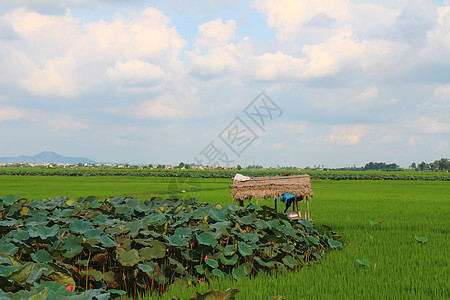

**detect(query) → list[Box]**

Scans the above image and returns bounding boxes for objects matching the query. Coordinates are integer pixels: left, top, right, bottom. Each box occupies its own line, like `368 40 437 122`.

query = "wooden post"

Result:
296 196 302 218
306 196 310 221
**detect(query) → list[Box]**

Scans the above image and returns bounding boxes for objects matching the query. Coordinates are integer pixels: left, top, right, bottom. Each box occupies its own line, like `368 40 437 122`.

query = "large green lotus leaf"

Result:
0 256 11 265
236 232 259 243
298 219 313 228
168 257 185 274
61 235 83 258
1 195 19 206
263 246 277 258
125 221 144 238
209 221 231 231
24 212 48 226
28 224 59 240
211 268 224 278
0 241 18 256
174 227 192 237
281 226 296 237
195 264 206 275
356 259 372 267
231 265 246 280
254 256 275 268
139 241 166 259
49 271 76 287
6 230 29 241
238 242 252 257
414 236 428 243
85 269 103 281
26 263 51 284
223 244 237 256
205 258 219 269
212 227 229 240
219 253 238 266
115 206 130 215
97 234 118 248
69 220 93 234
238 214 257 225
144 213 166 225
83 228 103 240
280 244 294 253
93 214 108 226
328 239 342 249
166 234 189 247
306 235 319 245
197 232 217 247
253 219 269 230
117 248 140 266
33 281 72 297
9 262 34 283
0 265 21 277
190 287 239 300
282 256 298 268
138 261 157 277
209 207 227 222
31 250 53 263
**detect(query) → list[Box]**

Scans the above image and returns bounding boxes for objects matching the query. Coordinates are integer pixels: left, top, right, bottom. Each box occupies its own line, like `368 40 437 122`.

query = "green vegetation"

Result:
1 167 449 181
0 195 340 298
0 173 449 299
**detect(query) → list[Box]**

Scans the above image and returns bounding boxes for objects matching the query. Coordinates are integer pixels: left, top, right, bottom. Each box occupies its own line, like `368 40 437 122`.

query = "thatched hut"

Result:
231 174 314 220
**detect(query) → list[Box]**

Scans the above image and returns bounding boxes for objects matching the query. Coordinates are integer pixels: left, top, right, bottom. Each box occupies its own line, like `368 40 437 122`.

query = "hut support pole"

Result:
306 196 310 221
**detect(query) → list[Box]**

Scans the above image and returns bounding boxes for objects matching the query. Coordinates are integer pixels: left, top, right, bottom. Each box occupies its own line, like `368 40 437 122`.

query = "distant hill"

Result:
0 151 96 164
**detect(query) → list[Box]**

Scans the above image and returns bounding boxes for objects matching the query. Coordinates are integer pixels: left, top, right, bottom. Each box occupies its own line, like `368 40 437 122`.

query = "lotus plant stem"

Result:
86 251 91 290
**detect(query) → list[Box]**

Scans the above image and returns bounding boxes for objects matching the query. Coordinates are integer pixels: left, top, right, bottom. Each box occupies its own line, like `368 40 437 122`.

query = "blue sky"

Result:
0 0 449 168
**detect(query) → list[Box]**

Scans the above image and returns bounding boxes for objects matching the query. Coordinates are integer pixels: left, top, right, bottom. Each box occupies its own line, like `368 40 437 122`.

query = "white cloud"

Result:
325 124 372 145
107 60 166 84
195 18 237 50
1 7 186 96
353 87 379 103
253 0 349 41
132 93 185 119
0 106 28 122
47 115 89 131
411 116 450 133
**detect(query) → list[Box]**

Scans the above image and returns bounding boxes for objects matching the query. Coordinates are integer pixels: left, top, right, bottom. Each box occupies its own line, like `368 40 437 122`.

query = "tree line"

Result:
410 158 449 171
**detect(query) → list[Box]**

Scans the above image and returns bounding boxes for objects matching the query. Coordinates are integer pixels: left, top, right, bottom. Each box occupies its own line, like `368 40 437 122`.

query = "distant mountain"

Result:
0 151 96 164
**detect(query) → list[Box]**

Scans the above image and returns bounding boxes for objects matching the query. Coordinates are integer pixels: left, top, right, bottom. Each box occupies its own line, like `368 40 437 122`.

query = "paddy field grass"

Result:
0 175 448 299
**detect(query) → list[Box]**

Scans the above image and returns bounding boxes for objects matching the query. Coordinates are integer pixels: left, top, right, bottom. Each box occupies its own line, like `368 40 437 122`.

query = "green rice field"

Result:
0 174 449 299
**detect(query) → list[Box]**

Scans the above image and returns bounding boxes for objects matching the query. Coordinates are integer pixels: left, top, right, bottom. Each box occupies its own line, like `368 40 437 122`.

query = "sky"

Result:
0 0 449 168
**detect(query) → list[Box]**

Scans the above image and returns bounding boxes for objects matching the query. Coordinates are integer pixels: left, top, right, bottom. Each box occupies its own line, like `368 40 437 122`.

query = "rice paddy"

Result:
0 174 449 299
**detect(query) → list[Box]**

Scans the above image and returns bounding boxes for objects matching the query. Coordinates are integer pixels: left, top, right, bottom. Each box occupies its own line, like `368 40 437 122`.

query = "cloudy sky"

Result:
0 0 449 168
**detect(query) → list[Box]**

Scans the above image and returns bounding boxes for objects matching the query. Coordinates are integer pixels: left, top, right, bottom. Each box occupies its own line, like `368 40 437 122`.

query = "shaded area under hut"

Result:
231 174 314 221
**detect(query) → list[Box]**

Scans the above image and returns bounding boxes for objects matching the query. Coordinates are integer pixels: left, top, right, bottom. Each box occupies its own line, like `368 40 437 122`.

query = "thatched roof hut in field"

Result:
231 174 314 220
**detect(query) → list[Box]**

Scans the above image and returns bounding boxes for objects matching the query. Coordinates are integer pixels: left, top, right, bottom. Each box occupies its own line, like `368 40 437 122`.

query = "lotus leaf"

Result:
31 250 53 263
139 241 166 259
168 257 185 274
138 262 157 277
61 235 83 258
238 242 252 257
306 235 319 245
197 232 218 247
328 239 342 249
356 258 372 267
282 256 298 268
70 220 93 234
166 234 189 247
219 253 238 266
414 236 428 243
0 241 18 256
1 195 19 206
97 234 118 248
211 268 224 278
117 248 140 266
223 245 237 256
205 258 219 269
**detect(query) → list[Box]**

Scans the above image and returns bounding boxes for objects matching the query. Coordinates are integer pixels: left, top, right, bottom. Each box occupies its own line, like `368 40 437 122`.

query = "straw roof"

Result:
231 174 314 200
